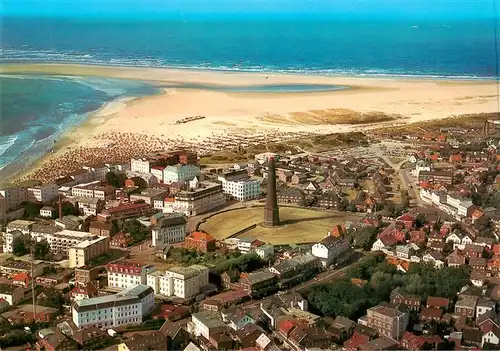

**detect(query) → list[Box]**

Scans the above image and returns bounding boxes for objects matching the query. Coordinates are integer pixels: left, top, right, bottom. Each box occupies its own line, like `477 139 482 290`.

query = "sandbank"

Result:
1 63 498 181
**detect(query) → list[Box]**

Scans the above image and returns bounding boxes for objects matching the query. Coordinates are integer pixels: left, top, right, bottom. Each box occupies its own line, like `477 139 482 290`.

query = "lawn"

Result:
199 206 363 245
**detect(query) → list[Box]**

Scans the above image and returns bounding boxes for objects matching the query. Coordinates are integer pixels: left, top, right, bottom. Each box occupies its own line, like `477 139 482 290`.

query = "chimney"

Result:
58 195 63 220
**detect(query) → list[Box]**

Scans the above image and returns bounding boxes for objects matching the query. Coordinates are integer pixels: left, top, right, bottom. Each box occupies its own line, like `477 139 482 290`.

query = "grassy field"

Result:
199 206 362 245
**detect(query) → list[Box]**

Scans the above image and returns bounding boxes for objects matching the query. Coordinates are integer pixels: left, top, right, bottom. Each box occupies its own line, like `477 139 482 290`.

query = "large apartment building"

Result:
151 214 187 246
361 304 409 340
218 169 261 201
146 265 209 299
72 284 154 329
3 220 34 253
72 181 115 201
68 236 110 268
27 183 59 204
46 230 95 256
163 164 200 184
107 262 154 289
160 178 225 216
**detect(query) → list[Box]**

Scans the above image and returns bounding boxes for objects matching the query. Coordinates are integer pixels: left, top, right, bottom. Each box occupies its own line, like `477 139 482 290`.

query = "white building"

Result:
160 178 225 217
130 158 152 174
46 230 94 256
2 220 36 253
150 166 166 183
163 165 200 184
2 230 23 253
72 284 154 329
237 238 254 253
191 311 226 340
218 177 261 201
82 164 109 181
311 235 349 267
107 262 153 289
255 244 275 260
0 185 29 211
27 183 59 204
146 265 209 299
39 206 55 218
68 236 110 268
151 215 187 246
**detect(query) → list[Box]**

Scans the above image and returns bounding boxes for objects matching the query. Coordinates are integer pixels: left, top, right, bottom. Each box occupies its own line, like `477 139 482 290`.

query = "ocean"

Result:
0 16 498 178
0 76 160 177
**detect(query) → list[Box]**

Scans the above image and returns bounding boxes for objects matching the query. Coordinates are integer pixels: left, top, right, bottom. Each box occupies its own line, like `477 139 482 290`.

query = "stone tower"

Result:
264 156 280 226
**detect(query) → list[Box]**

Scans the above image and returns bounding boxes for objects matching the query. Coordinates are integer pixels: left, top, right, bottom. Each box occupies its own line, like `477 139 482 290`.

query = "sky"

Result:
2 0 499 19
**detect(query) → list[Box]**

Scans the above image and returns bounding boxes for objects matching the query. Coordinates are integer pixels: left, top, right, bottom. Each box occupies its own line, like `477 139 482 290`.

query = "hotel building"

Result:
151 214 187 246
161 178 225 216
146 265 209 299
107 262 154 289
46 230 95 256
68 236 110 268
27 183 59 204
163 164 200 184
72 284 154 329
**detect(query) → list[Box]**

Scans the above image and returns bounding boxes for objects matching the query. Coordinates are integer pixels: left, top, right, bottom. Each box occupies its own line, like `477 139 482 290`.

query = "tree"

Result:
354 227 379 250
34 240 50 260
121 219 149 244
106 171 126 188
12 236 29 256
21 202 43 219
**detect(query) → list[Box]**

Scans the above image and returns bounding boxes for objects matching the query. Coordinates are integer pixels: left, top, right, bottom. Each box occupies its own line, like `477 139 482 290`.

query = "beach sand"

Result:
1 63 498 182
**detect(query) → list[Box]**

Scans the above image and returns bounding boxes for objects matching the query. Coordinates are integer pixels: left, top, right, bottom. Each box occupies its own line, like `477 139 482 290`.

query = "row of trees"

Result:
306 254 469 320
12 236 51 260
21 201 78 220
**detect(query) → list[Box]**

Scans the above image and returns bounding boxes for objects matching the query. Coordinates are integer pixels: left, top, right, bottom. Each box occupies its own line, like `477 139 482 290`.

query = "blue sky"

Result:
2 0 498 19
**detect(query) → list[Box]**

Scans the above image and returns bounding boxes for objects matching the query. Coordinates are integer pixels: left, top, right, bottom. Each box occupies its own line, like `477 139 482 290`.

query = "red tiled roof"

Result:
279 319 298 336
344 332 370 350
13 272 30 285
426 296 449 308
401 331 426 350
187 231 215 242
107 262 145 275
420 307 443 319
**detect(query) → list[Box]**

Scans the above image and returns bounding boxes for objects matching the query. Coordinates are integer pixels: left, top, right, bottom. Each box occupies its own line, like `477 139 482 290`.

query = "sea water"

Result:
0 76 160 177
0 16 498 178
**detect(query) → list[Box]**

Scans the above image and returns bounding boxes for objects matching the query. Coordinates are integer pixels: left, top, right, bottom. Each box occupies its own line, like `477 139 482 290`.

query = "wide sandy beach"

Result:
1 63 498 182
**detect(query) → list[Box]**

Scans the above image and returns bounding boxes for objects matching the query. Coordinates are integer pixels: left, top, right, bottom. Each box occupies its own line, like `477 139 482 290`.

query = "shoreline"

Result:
1 62 498 183
1 62 498 82
1 63 497 86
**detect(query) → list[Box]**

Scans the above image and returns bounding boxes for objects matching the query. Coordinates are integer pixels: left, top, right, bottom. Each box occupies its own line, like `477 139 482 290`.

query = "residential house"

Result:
482 325 500 347
239 271 278 297
183 231 216 253
311 235 349 267
465 244 484 258
447 250 466 267
88 221 113 237
422 251 445 268
110 232 133 248
419 307 443 322
190 311 227 340
362 304 409 340
455 296 479 318
400 331 427 351
221 269 240 290
390 288 420 310
277 187 303 204
426 296 449 310
476 299 496 319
